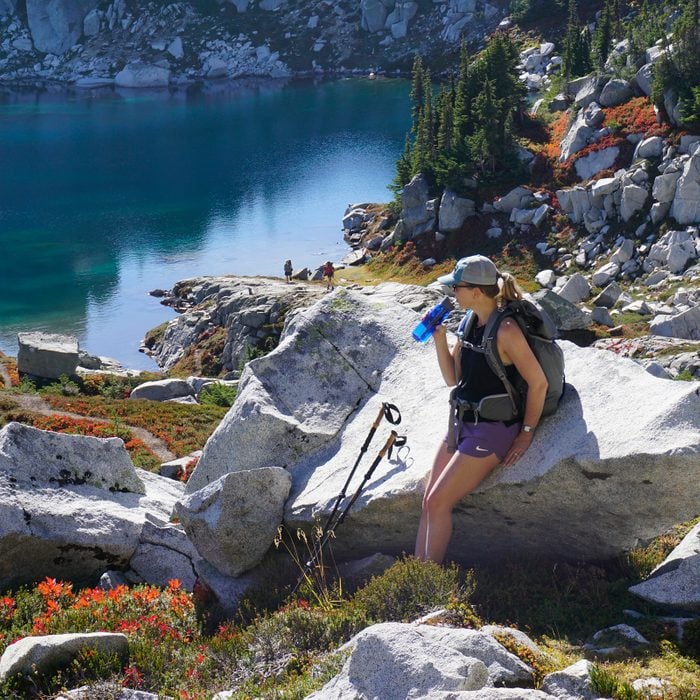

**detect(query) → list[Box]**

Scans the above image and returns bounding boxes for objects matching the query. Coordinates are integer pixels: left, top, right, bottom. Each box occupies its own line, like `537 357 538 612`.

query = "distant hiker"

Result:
414 255 549 565
323 261 335 291
283 259 293 283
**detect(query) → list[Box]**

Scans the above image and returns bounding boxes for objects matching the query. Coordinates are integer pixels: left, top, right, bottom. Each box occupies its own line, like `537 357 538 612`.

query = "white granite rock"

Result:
17 332 79 379
574 146 619 181
591 261 620 287
541 659 595 699
439 190 475 232
176 467 291 577
620 183 648 221
115 62 170 87
130 378 194 402
599 78 634 108
26 0 96 55
650 305 700 340
629 522 700 611
557 273 591 304
0 632 128 682
670 151 700 224
307 623 533 699
0 425 182 589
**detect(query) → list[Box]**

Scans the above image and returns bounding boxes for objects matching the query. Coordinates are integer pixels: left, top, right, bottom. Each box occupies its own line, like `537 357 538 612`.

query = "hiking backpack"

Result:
455 299 566 422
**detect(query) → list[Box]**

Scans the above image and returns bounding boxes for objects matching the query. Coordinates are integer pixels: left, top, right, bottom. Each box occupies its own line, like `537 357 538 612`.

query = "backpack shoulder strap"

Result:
456 310 475 342
481 306 520 414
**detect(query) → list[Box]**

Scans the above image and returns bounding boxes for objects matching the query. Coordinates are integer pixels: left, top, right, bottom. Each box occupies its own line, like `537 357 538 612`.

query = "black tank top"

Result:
457 322 520 404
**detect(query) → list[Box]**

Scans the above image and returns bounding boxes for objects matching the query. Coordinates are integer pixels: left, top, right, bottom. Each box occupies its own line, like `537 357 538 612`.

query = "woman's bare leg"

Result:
414 442 454 559
419 451 500 564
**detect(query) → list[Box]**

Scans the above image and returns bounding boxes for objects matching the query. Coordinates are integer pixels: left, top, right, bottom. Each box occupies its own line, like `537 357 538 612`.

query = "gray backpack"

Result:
455 299 566 422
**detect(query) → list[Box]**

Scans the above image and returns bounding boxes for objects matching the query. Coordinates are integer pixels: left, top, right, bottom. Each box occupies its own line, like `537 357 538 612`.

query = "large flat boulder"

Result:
185 288 423 493
17 332 79 379
0 423 183 589
187 289 699 565
26 0 96 55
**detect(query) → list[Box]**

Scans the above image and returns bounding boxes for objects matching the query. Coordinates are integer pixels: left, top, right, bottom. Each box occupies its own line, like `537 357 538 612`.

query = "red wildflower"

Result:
122 664 145 689
37 577 72 600
0 596 15 621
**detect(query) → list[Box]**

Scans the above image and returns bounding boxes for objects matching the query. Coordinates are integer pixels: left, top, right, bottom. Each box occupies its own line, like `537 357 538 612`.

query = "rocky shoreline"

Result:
0 0 508 88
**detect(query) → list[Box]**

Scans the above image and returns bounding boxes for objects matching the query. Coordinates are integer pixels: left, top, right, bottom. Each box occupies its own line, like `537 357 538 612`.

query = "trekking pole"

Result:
318 402 401 543
334 430 405 528
293 424 405 595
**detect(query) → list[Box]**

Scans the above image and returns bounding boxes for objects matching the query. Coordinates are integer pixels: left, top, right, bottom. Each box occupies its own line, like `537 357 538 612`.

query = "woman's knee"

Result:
423 488 457 517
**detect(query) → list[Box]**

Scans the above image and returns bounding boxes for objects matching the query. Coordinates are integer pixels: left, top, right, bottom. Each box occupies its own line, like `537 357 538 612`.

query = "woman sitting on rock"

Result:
414 255 548 564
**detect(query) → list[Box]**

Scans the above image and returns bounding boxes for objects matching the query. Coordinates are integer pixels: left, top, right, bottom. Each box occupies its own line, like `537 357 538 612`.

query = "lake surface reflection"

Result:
0 78 410 368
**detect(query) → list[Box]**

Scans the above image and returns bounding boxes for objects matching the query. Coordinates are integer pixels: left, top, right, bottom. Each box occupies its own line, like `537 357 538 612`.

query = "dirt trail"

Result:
0 365 11 389
10 393 176 462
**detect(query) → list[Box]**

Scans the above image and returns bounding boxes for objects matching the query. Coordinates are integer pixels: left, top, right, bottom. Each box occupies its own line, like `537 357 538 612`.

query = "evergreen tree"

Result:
392 134 413 193
436 86 454 153
411 68 434 175
673 0 700 82
409 55 426 135
452 41 474 148
592 0 613 69
562 0 592 77
658 0 700 123
469 79 502 175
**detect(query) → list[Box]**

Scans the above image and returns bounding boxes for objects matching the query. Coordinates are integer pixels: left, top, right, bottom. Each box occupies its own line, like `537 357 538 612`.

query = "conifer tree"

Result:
393 134 413 193
411 68 434 174
592 0 613 69
469 78 502 175
562 0 592 77
436 86 454 153
452 41 474 148
409 55 426 135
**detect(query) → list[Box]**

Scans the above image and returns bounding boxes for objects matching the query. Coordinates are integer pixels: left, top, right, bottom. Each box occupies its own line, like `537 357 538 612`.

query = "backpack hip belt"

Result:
446 387 520 453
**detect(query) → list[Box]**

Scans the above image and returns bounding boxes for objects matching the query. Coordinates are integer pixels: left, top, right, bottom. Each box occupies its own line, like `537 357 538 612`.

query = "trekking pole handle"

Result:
363 430 398 479
382 402 402 425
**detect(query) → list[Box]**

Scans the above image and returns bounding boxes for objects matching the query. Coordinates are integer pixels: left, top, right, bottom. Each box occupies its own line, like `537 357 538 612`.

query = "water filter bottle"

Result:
412 297 455 343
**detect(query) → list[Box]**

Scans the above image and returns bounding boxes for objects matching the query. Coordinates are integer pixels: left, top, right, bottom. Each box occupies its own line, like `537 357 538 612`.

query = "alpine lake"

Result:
0 77 410 369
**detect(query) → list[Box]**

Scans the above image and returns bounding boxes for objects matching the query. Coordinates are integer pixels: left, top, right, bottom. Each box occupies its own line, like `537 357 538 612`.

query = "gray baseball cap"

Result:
437 255 500 287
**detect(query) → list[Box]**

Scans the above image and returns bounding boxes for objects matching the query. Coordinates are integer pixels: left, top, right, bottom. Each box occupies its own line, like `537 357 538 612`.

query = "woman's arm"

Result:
433 325 460 387
496 318 548 465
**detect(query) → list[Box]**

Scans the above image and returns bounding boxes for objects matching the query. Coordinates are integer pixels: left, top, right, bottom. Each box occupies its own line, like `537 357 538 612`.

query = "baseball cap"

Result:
437 255 500 287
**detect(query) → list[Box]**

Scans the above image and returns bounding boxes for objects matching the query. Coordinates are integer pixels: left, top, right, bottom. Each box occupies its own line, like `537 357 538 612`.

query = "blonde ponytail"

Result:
497 271 523 307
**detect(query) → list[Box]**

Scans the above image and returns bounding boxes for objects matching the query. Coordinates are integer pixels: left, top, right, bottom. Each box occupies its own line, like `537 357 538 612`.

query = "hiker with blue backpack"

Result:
414 254 564 564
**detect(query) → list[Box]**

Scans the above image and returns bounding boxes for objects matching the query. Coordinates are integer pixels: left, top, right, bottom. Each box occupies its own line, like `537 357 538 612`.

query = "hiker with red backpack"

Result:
414 254 564 565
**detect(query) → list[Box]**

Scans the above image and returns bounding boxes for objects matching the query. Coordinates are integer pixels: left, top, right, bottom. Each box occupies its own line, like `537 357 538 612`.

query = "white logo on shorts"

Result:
475 446 488 453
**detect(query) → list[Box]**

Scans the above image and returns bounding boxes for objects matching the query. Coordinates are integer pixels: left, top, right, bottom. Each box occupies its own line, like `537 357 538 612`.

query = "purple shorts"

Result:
450 420 521 460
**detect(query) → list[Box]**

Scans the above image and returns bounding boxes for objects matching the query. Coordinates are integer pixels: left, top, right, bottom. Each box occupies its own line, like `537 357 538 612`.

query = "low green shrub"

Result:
199 382 237 407
351 556 475 623
590 664 639 699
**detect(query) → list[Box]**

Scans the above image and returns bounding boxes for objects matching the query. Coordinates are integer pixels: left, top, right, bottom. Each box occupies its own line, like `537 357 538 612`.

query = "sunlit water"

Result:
0 78 410 369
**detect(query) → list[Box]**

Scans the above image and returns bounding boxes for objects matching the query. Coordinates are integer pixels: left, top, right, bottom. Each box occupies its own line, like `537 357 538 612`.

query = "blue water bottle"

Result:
412 297 455 343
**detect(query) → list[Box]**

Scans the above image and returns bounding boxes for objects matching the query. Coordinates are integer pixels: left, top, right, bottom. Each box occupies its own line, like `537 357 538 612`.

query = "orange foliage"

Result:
604 96 669 137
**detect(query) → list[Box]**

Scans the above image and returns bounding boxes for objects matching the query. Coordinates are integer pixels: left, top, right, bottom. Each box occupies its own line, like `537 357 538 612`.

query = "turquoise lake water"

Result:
0 78 410 369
